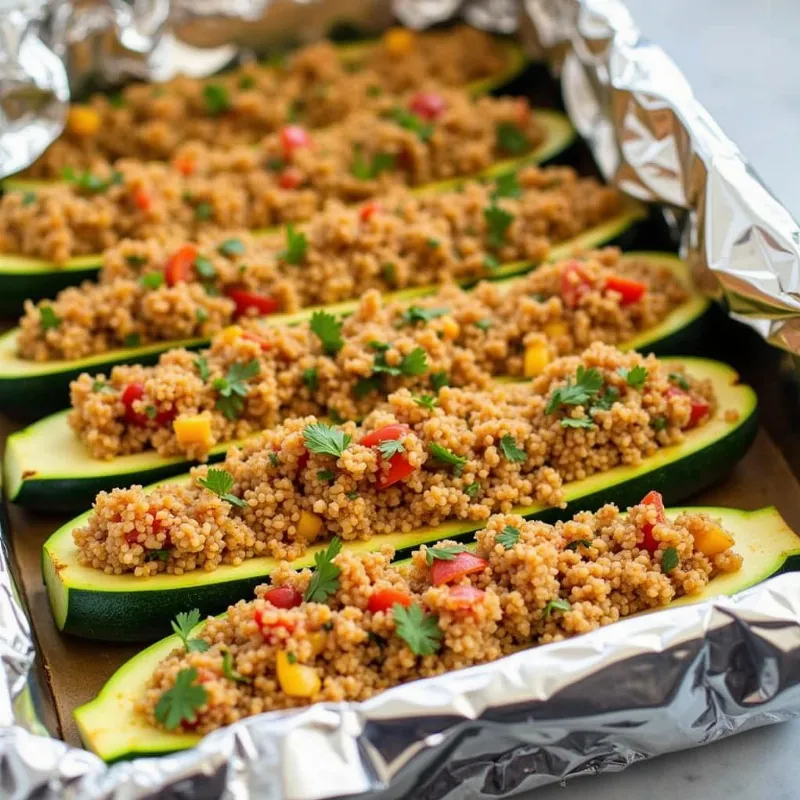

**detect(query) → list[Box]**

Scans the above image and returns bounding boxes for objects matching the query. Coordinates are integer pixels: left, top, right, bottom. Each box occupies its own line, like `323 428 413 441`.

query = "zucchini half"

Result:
5 251 708 511
0 108 573 314
0 194 639 418
72 504 800 763
42 357 757 642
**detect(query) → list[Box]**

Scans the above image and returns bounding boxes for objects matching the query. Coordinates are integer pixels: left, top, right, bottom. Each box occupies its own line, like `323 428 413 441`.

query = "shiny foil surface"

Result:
2 0 800 798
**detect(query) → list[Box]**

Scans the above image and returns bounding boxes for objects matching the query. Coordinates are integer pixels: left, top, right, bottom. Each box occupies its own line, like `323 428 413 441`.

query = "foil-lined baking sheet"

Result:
2 0 800 798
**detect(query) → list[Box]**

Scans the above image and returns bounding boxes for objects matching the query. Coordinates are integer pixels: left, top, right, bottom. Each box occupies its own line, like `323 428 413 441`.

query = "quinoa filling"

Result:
1 90 543 264
17 166 623 361
139 498 741 733
72 343 717 572
66 252 689 461
21 27 509 179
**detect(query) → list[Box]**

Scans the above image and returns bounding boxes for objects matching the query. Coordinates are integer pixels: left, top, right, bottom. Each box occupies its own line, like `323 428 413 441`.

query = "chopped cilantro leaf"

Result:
424 544 467 565
377 439 405 459
279 223 308 265
652 416 668 431
197 468 248 508
170 609 210 653
543 597 571 618
393 602 441 656
413 394 438 411
464 482 481 498
303 422 352 458
430 371 449 392
561 417 595 429
618 365 648 389
497 525 520 549
492 171 521 199
399 306 448 326
566 539 592 551
428 442 466 475
213 359 260 420
545 366 604 415
499 435 526 463
139 271 164 290
668 372 690 391
661 546 679 573
484 203 514 250
155 668 208 731
304 537 343 602
351 148 395 180
123 333 141 348
222 649 251 683
195 357 210 382
39 305 60 331
317 469 336 482
495 121 529 155
354 376 382 399
194 201 213 221
302 367 319 392
483 253 500 271
203 83 231 116
310 310 344 356
474 319 493 331
386 107 433 141
218 238 245 257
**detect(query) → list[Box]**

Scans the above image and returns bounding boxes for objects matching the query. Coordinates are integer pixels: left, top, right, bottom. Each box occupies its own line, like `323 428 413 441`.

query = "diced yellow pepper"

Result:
66 105 101 136
297 510 324 539
308 630 327 657
543 320 568 339
693 525 735 557
173 415 213 449
524 342 551 377
440 315 460 342
277 651 321 697
219 325 243 345
383 27 415 56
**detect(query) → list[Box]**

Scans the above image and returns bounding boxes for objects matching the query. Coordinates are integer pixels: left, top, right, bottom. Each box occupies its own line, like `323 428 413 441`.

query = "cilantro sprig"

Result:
377 439 406 459
279 224 308 265
213 359 260 420
618 365 648 389
566 539 593 551
304 537 343 602
399 306 449 326
393 602 442 656
497 525 521 549
545 366 604 415
171 609 210 653
352 148 395 180
495 121 529 155
492 171 521 199
424 544 467 566
197 468 248 508
484 203 514 250
303 422 352 458
428 443 466 475
413 394 438 411
203 83 231 116
310 311 344 356
661 546 679 573
386 107 433 141
499 435 526 463
155 668 208 731
39 305 61 331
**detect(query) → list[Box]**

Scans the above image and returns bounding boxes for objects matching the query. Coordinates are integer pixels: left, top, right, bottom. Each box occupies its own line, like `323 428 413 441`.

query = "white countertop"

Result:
522 2 800 797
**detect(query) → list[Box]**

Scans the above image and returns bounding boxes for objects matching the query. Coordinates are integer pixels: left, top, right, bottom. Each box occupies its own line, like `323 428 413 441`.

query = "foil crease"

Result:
2 0 800 798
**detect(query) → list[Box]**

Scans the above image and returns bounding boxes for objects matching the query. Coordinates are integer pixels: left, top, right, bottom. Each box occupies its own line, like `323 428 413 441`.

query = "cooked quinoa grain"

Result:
66 253 688 460
139 501 742 733
22 27 509 179
72 343 716 572
1 90 544 263
17 166 624 361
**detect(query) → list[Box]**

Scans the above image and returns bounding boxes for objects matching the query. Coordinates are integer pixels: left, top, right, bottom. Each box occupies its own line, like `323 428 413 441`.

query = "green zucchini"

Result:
72 504 800 762
6 251 707 511
0 196 640 418
0 108 573 314
42 357 756 642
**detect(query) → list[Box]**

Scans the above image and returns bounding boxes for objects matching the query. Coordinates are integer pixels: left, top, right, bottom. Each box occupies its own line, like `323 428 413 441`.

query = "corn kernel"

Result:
66 105 101 136
276 651 320 697
440 315 460 341
524 342 551 377
173 415 213 450
383 27 415 56
308 630 327 657
693 525 735 557
219 325 243 345
297 510 324 539
543 320 568 339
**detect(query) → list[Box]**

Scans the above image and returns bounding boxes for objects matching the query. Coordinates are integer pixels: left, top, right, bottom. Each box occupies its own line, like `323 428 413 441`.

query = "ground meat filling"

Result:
1 90 543 264
17 166 624 361
72 344 717 573
66 253 689 461
139 501 742 733
21 27 509 179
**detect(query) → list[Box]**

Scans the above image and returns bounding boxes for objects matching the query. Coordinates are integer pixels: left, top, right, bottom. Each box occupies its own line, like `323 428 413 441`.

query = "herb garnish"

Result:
561 417 595 429
543 598 571 618
279 223 308 265
222 649 251 683
483 254 500 271
197 468 248 508
171 609 210 653
91 379 114 393
652 416 668 431
492 171 521 199
618 365 648 389
309 310 344 355
351 149 395 180
213 359 260 420
428 443 466 475
495 121 529 155
203 83 231 116
661 547 679 573
123 333 141 348
377 439 405 460
194 202 213 221
413 394 438 411
140 271 164 290
499 435 526 463
386 107 433 141
155 668 208 731
195 356 210 382
372 347 428 377
269 452 280 467
484 203 514 250
474 319 493 331
566 539 592 551
39 305 60 331
497 525 521 549
303 422 352 458
399 306 448 326
668 372 690 391
304 537 343 602
545 366 604 415
430 371 449 392
317 469 336 482
302 367 319 392
194 256 216 281
393 603 442 656
464 482 481 498
62 166 123 193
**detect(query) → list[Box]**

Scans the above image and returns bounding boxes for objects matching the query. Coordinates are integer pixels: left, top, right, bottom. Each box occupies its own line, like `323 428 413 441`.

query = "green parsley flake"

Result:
430 371 449 392
566 539 593 551
203 83 230 116
561 417 595 429
492 171 521 199
213 359 260 420
377 439 405 460
393 602 442 656
317 469 336 482
464 482 481 498
279 223 308 265
197 468 248 508
61 166 123 193
483 254 501 271
170 609 210 653
22 191 36 206
123 333 141 348
428 442 466 475
194 202 213 221
424 544 468 565
238 75 256 90
194 256 216 280
269 452 280 468
194 356 211 382
381 262 397 286
543 598 571 618
91 379 114 393
39 305 61 331
661 546 680 573
145 549 170 563
474 319 493 331
484 203 514 250
351 148 395 180
399 306 449 326
618 365 648 389
495 121 529 155
354 376 382 399
155 668 208 731
386 107 433 141
652 416 668 431
499 435 526 463
304 537 343 602
346 491 359 500
303 422 352 458
302 367 319 392
497 525 521 549
413 394 438 411
310 310 344 356
126 254 148 267
139 271 164 290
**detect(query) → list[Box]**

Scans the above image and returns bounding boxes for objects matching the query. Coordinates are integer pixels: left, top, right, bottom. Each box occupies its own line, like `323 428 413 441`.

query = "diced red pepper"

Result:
173 156 195 176
639 490 666 554
430 551 488 586
254 606 296 634
264 586 303 609
448 585 485 607
226 288 281 318
278 166 304 190
164 244 198 287
359 202 381 222
132 187 152 212
367 587 413 614
121 382 174 427
279 125 311 159
604 275 647 305
124 508 169 545
241 330 273 351
409 92 446 121
666 388 711 429
359 423 417 489
560 261 592 309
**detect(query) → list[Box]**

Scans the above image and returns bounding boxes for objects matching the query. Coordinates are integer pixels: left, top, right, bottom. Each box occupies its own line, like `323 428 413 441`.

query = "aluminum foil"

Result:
3 0 800 798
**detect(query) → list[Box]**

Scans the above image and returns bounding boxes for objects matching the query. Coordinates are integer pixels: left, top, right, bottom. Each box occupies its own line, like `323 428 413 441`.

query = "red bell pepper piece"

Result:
164 244 198 287
359 423 417 488
448 585 485 607
430 551 488 586
226 288 281 318
604 275 647 305
367 587 413 614
121 382 175 426
173 156 195 176
666 388 711 429
254 606 295 634
359 201 381 222
132 187 152 212
639 490 666 553
560 261 592 309
409 92 446 121
278 166 304 190
263 586 303 609
279 125 312 158
241 330 273 351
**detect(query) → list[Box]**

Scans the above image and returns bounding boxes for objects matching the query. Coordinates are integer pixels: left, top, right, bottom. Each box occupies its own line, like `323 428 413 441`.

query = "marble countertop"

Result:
521 2 800 797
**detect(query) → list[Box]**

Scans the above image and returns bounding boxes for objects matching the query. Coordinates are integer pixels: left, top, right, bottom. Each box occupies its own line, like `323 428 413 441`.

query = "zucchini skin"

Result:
45 402 758 642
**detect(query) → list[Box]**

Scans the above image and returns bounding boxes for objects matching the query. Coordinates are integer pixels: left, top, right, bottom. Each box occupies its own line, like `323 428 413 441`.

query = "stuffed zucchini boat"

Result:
0 102 574 314
4 29 528 191
43 351 757 641
6 250 709 510
72 503 800 762
0 188 639 417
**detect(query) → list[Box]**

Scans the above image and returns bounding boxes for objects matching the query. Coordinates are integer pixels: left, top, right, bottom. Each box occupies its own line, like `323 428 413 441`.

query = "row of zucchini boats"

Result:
2 25 798 769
